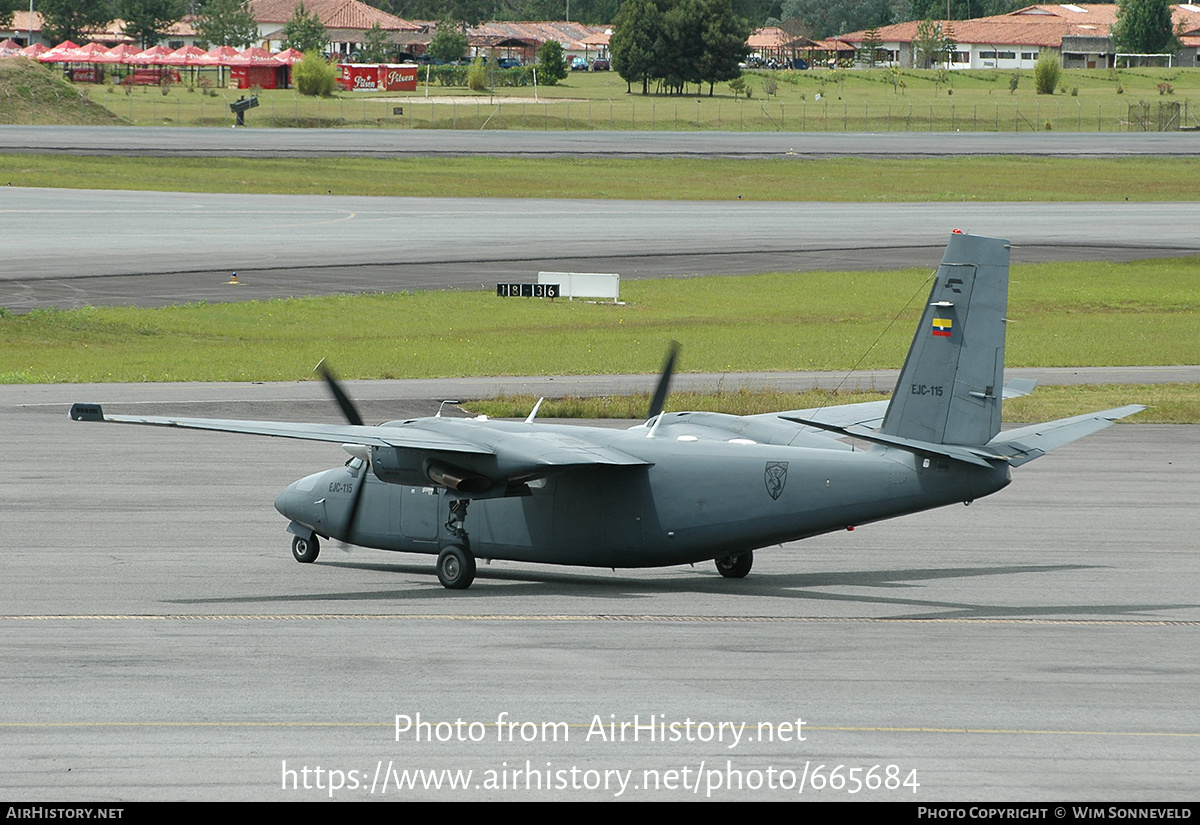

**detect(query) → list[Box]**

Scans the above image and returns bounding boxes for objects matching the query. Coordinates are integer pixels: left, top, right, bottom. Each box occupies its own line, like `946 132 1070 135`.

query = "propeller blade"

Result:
647 341 680 421
315 359 364 426
341 461 369 550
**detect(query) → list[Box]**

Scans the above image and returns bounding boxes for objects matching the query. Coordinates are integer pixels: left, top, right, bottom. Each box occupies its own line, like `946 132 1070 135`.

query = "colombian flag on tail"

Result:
932 317 953 338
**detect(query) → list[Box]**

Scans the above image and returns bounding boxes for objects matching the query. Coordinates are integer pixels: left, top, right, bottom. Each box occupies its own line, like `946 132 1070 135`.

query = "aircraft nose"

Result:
275 473 324 525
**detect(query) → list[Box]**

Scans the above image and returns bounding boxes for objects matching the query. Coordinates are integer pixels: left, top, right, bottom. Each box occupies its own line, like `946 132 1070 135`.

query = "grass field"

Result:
2 257 1196 385
3 153 1199 201
465 383 1196 424
5 56 1200 132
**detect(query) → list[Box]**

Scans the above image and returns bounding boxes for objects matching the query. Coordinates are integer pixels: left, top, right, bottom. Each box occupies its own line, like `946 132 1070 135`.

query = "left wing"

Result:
70 403 650 492
70 403 490 454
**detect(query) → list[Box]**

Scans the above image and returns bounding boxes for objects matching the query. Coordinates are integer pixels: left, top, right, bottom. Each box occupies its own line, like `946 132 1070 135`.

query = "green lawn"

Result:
2 153 1198 202
6 55 1200 132
3 258 1196 385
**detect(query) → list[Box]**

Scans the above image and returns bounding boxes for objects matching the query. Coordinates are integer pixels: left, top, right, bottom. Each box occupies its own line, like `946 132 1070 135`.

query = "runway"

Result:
2 382 1198 800
4 188 1199 310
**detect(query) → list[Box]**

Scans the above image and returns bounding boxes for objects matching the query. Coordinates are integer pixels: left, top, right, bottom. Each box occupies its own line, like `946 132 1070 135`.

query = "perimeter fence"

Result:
14 88 1200 132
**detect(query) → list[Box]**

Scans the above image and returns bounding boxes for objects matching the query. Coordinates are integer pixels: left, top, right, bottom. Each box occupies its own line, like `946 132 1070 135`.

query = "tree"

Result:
118 0 185 48
0 0 19 30
698 0 750 94
427 19 468 63
611 0 664 94
536 39 567 84
283 2 330 54
1112 0 1176 55
913 17 948 68
194 0 259 49
38 0 114 44
860 24 882 66
360 23 394 63
909 0 969 21
659 0 706 94
779 0 890 41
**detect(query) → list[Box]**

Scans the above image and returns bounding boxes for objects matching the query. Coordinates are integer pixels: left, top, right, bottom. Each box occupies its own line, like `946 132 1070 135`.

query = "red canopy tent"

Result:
125 45 179 85
206 46 240 86
228 46 286 90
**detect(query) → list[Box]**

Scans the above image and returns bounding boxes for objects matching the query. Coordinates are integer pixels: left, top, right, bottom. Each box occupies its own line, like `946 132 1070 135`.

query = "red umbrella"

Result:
130 45 173 65
100 44 142 65
0 38 23 57
19 43 49 59
72 42 112 61
37 40 80 63
206 46 240 65
161 45 209 66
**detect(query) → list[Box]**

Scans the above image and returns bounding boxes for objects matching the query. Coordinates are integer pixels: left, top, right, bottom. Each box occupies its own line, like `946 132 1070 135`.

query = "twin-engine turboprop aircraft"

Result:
71 233 1144 590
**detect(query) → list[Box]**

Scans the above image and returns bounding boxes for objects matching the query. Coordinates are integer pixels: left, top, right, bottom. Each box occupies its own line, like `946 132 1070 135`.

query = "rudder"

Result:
880 233 1010 447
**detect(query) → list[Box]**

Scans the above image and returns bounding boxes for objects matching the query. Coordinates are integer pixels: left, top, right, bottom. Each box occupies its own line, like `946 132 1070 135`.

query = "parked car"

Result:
497 57 522 69
591 57 610 71
571 57 589 71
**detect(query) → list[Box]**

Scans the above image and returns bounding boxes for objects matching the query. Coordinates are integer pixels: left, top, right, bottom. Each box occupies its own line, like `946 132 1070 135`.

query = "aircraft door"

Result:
399 486 441 541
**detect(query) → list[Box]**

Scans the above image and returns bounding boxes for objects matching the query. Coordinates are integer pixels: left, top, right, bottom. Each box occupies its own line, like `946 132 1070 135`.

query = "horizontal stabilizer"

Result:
780 415 1000 467
986 404 1147 467
1002 378 1037 399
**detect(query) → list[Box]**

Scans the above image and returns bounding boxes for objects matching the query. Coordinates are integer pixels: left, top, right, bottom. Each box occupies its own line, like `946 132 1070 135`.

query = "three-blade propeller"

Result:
315 360 368 547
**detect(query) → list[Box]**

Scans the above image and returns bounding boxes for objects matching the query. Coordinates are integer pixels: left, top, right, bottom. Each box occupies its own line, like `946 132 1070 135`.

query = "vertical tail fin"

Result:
880 233 1010 447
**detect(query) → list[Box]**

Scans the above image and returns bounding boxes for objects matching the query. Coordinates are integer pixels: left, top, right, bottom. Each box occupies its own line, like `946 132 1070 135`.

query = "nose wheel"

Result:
292 535 320 563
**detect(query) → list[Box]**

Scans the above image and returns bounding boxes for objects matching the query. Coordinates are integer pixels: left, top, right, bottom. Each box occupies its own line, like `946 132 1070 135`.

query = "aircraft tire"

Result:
437 545 476 590
292 535 320 563
715 551 752 578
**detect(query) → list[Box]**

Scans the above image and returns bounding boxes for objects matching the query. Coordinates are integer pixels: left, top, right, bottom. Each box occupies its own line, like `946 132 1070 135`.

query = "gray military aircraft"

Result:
70 233 1144 590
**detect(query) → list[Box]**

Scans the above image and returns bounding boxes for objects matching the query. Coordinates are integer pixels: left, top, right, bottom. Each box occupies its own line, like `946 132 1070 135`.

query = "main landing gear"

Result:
715 550 752 578
437 498 476 590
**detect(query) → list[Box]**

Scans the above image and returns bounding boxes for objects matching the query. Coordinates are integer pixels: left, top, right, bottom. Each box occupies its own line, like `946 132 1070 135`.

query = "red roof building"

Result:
840 4 1200 70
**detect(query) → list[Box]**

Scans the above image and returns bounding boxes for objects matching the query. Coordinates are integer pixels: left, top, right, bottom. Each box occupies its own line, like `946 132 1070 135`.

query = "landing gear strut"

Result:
437 498 476 589
715 550 752 578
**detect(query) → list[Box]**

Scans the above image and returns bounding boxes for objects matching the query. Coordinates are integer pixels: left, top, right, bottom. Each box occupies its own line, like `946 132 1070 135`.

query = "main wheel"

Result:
292 535 320 563
436 544 476 590
715 551 752 578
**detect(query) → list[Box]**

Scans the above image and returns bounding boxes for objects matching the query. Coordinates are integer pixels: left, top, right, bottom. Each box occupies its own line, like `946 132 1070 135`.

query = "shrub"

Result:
536 40 566 85
1033 49 1060 95
467 57 487 91
294 51 337 97
1009 72 1019 93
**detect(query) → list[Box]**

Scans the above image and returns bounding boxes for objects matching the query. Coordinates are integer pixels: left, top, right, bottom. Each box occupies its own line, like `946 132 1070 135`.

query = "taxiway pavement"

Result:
2 383 1197 800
